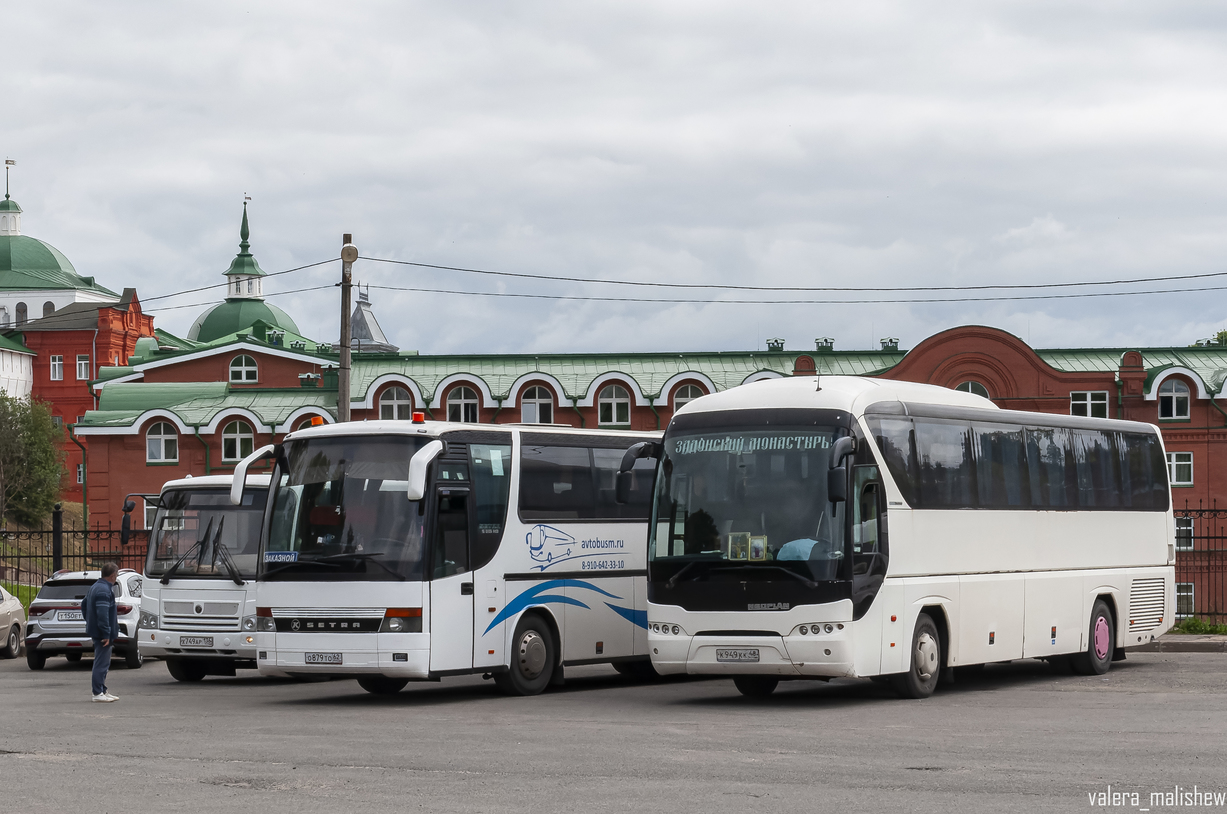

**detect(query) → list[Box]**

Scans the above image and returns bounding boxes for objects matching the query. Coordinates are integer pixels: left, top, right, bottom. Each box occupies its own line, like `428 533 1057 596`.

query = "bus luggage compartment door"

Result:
430 489 474 672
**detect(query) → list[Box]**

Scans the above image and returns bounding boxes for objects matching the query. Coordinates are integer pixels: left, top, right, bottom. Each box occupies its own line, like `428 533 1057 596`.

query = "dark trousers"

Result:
92 640 112 696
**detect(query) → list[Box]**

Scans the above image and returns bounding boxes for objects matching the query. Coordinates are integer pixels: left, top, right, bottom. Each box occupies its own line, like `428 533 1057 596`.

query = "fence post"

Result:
52 503 63 572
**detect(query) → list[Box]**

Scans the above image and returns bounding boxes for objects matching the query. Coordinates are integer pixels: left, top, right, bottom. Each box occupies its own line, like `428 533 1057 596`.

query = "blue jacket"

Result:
83 579 118 642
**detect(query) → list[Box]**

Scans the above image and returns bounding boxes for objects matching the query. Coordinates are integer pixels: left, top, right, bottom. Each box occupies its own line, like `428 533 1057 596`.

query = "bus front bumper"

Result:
256 632 431 679
138 627 257 662
650 625 856 679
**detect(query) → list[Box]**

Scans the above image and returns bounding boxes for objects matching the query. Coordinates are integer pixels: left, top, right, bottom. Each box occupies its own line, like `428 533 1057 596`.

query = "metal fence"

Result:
0 519 149 593
1174 505 1227 624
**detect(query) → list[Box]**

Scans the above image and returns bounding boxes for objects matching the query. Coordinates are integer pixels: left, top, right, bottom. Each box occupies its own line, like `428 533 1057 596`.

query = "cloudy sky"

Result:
5 2 1227 355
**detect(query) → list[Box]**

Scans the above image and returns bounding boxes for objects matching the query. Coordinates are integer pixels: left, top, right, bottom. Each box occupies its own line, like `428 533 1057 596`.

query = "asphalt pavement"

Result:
1 651 1225 813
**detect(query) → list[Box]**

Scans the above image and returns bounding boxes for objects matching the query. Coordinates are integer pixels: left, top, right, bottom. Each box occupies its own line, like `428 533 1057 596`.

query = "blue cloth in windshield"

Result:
776 539 818 560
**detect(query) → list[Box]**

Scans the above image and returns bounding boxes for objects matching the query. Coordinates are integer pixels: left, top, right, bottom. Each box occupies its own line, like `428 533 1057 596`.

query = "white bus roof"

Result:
159 474 271 493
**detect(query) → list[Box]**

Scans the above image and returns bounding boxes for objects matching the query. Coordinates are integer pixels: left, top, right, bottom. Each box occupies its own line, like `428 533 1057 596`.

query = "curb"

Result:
1132 635 1227 653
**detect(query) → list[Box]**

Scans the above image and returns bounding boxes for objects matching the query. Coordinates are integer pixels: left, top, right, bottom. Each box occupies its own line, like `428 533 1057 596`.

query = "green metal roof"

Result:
187 300 301 343
1035 346 1227 394
0 331 32 355
80 381 336 429
223 204 266 278
0 196 21 213
0 234 119 296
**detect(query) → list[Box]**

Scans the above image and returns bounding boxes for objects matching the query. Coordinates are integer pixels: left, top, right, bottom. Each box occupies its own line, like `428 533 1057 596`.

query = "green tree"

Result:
0 394 64 527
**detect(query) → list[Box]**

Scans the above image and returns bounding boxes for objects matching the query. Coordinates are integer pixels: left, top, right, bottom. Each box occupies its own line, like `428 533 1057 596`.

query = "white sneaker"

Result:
92 693 115 703
104 692 119 701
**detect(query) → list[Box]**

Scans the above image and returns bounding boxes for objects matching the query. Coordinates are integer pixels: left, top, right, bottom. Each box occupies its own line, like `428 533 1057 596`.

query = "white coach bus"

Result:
634 376 1174 698
134 475 270 681
231 417 659 695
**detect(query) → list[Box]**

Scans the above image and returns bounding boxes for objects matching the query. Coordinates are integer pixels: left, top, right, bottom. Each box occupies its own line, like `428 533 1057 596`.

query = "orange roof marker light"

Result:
412 411 426 424
310 416 325 426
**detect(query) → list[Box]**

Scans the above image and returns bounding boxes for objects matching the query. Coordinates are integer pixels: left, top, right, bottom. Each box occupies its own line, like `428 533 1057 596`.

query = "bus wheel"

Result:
495 614 556 696
357 676 409 695
892 613 941 699
733 676 779 697
165 658 207 682
1072 599 1114 676
613 659 660 681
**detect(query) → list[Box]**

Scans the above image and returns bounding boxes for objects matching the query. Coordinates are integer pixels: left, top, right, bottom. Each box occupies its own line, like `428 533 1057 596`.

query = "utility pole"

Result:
338 234 358 422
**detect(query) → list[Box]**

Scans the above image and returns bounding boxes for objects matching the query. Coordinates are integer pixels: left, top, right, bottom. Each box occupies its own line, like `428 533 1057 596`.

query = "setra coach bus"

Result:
627 375 1175 698
231 416 660 695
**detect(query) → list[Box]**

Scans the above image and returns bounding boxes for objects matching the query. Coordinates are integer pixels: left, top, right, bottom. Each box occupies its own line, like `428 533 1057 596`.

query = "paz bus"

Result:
231 416 660 695
134 474 270 681
629 375 1174 698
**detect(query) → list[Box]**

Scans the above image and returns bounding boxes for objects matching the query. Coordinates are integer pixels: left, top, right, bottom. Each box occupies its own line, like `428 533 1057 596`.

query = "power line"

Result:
359 255 1227 294
142 284 336 314
139 258 337 303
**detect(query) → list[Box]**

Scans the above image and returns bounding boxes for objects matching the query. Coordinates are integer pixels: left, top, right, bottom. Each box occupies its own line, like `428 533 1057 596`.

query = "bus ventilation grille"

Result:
1128 578 1166 632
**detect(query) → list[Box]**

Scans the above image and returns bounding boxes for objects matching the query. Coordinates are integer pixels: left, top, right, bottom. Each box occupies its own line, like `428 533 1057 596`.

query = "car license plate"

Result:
180 636 214 648
305 652 342 665
716 648 760 663
58 611 83 621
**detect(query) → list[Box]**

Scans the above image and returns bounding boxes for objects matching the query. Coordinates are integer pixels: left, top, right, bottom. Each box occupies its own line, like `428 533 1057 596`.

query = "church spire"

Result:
223 201 266 300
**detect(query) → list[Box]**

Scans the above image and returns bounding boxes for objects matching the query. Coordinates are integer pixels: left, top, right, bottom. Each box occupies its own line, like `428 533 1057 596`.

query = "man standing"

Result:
82 563 120 703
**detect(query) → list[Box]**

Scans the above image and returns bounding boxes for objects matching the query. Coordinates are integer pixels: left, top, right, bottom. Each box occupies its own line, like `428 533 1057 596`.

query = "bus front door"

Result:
430 488 474 672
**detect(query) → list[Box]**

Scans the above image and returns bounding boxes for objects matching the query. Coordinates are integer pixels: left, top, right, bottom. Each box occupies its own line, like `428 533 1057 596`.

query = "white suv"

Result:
25 570 144 670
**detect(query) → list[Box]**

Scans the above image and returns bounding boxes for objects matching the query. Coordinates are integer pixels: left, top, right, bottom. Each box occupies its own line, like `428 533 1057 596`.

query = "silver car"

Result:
25 570 144 670
0 584 25 658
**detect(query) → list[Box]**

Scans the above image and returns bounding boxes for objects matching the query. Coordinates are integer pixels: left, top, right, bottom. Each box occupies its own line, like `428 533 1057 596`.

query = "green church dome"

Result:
188 299 301 343
0 234 118 295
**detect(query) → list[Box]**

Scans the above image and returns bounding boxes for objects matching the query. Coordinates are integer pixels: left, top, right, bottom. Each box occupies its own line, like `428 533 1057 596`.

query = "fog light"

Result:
799 626 808 635
245 636 254 644
825 624 833 634
824 649 831 656
671 625 680 635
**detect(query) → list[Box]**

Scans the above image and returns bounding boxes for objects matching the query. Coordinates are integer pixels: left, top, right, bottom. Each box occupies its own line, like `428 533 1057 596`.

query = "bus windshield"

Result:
649 423 848 586
263 436 429 581
146 488 268 578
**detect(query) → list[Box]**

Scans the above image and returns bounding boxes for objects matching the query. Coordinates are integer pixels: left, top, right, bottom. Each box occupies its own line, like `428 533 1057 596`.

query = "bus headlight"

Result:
241 616 258 632
379 609 422 633
259 617 276 632
138 611 159 630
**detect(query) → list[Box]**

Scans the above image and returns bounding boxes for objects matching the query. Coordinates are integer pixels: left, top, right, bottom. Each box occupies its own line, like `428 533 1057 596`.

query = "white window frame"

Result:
146 422 179 463
379 386 413 420
598 384 631 426
221 420 255 462
75 354 90 381
1167 451 1193 486
447 386 479 423
229 355 258 383
520 386 554 424
1175 516 1194 552
1176 582 1195 619
1159 379 1191 419
955 381 989 398
51 415 63 430
673 384 705 411
49 355 63 381
76 463 85 484
144 501 158 531
1070 391 1109 419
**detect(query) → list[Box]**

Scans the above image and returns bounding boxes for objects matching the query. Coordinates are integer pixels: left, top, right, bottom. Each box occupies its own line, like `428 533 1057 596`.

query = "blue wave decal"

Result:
605 603 649 629
483 579 624 635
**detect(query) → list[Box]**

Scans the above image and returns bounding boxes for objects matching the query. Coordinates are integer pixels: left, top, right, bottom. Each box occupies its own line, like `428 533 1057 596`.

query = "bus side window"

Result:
434 493 470 578
851 465 883 574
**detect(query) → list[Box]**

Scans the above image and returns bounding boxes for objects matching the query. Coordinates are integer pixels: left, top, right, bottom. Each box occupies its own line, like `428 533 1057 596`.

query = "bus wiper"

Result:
664 559 722 588
161 517 213 585
211 523 246 586
312 552 406 582
709 564 819 589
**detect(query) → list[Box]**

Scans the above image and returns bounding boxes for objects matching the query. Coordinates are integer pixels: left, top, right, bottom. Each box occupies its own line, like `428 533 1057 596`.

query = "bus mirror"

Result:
615 470 634 504
407 440 444 502
230 444 276 505
829 436 855 469
120 512 131 546
827 466 847 503
618 441 662 473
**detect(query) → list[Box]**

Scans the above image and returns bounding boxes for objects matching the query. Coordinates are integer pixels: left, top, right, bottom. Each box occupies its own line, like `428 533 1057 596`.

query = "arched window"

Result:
598 384 631 426
520 386 553 424
42 301 55 318
222 420 255 462
673 384 705 411
447 386 479 423
1160 379 1191 419
380 386 413 420
146 422 178 463
229 355 258 383
955 381 990 399
0 306 9 328
15 302 27 327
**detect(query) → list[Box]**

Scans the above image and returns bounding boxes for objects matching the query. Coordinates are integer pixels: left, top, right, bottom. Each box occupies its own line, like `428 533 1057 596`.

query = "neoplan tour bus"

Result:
134 474 270 682
627 375 1174 699
230 415 660 695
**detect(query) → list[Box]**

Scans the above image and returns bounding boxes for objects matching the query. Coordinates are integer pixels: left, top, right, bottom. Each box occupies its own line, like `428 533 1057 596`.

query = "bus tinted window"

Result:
868 415 1168 511
913 419 976 508
470 444 512 569
519 445 595 519
592 448 654 520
